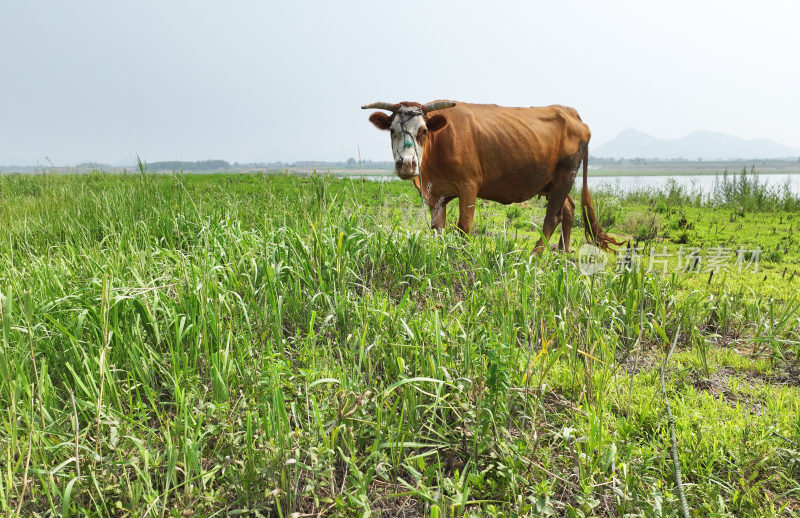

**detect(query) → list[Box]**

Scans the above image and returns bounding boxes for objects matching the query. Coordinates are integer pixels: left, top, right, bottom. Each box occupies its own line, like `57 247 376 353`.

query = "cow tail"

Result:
581 144 621 251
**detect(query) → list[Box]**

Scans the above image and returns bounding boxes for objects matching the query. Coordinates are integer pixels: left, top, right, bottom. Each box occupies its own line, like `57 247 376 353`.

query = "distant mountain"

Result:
593 128 800 160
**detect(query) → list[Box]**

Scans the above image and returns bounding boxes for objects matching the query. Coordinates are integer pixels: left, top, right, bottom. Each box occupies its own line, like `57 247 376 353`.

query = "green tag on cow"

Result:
404 140 413 148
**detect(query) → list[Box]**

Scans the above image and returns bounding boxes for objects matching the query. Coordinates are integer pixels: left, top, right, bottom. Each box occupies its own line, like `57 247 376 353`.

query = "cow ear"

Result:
369 112 392 130
427 114 448 133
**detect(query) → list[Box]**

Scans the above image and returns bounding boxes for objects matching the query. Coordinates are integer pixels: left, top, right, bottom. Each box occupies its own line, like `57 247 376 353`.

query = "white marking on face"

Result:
389 107 428 179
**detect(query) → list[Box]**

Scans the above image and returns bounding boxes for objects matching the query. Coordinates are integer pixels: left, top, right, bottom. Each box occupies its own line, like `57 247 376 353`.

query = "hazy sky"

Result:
2 1 799 165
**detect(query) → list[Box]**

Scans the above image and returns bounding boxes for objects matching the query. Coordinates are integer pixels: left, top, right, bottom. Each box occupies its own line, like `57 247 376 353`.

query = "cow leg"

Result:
534 199 563 252
457 188 478 234
535 155 581 253
534 181 575 253
429 195 452 231
559 195 576 253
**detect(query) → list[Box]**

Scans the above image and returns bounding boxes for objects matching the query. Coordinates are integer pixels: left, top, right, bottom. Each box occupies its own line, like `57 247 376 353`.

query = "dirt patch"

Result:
367 481 425 517
528 389 590 419
292 474 425 517
619 345 662 375
740 363 800 387
450 267 476 301
690 367 766 415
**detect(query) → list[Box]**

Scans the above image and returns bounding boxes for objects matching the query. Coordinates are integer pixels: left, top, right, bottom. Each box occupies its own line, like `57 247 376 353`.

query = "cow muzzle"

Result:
395 157 418 179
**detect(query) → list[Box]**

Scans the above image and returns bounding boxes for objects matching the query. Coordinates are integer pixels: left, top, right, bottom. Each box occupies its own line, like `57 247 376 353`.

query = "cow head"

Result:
362 101 455 180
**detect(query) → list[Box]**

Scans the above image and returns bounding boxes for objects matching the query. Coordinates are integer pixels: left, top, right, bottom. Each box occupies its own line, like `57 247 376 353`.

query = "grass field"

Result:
1 170 799 516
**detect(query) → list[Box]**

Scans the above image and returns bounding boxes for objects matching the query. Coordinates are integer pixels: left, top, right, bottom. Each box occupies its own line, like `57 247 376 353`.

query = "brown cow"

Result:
362 100 620 252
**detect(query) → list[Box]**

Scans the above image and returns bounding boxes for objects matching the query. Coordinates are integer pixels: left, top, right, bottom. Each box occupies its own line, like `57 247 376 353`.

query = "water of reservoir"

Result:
586 173 800 196
339 172 800 196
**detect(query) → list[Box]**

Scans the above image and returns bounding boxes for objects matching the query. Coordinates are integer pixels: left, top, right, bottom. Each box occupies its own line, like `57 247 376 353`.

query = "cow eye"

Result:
419 128 428 136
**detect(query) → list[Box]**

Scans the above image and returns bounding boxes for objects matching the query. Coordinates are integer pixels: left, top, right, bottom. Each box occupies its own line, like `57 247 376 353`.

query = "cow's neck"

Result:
415 131 438 198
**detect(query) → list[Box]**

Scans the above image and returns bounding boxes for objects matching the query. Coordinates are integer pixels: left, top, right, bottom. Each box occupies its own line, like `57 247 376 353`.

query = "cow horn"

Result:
423 101 456 113
361 102 400 112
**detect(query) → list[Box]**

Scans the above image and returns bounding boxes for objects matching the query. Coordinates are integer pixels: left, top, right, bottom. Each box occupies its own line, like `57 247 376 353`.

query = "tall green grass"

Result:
0 172 798 516
711 167 800 211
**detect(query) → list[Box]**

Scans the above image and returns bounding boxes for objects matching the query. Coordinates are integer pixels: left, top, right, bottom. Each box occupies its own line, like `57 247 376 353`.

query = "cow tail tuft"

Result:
581 145 622 252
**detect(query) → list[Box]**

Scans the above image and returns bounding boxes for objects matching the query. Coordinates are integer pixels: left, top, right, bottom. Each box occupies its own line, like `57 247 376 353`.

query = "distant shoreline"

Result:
587 169 800 177
2 164 800 178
